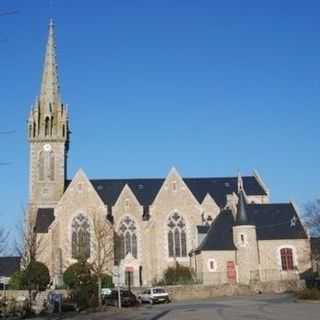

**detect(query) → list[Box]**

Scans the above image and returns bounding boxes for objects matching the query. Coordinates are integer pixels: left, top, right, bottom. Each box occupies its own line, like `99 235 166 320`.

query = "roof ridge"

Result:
88 175 256 181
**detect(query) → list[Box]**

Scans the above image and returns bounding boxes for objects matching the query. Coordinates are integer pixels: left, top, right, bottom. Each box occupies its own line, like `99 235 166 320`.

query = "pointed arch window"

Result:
118 216 137 259
48 151 55 181
50 117 54 136
45 117 50 136
71 214 91 259
39 151 45 181
33 122 36 138
168 212 187 257
38 150 55 181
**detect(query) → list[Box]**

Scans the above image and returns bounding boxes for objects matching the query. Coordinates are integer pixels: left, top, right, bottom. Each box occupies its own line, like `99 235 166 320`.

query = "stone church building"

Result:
27 21 311 287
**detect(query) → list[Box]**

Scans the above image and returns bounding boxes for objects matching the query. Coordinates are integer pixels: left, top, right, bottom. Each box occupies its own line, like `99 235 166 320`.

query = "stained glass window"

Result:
167 212 187 257
71 214 91 259
118 216 138 259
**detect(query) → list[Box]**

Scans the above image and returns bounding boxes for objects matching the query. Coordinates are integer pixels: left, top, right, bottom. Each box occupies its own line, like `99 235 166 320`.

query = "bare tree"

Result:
0 227 9 255
90 212 114 307
304 199 320 237
15 208 42 268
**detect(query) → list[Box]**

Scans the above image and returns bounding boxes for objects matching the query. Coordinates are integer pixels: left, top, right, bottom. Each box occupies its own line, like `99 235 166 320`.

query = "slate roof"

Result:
65 175 266 209
0 257 21 277
247 203 308 240
196 203 308 252
35 208 55 233
197 209 236 251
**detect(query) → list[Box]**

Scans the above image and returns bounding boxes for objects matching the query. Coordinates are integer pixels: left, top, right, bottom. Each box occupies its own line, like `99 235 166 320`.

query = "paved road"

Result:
66 294 320 320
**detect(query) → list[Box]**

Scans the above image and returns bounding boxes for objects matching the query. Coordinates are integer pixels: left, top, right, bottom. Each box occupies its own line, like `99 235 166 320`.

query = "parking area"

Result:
60 293 320 320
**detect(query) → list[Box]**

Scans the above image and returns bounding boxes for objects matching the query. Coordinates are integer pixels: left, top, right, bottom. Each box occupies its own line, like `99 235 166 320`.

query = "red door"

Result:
227 261 236 283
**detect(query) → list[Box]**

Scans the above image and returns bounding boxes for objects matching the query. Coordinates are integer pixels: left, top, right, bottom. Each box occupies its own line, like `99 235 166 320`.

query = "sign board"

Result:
0 277 9 285
125 266 134 272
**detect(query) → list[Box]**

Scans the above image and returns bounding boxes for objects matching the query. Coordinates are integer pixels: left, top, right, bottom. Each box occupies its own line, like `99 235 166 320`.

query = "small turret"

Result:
232 174 259 284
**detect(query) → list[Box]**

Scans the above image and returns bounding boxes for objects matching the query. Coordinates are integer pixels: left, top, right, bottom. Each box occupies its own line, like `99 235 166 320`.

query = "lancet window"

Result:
168 212 187 257
71 214 91 259
118 216 138 259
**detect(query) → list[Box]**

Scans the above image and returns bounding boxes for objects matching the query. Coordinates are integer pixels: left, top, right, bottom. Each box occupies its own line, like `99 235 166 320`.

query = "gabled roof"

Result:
197 209 236 251
0 257 21 277
35 208 55 233
65 175 266 209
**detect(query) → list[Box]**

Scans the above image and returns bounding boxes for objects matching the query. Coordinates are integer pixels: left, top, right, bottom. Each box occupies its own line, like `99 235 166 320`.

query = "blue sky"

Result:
1 1 320 241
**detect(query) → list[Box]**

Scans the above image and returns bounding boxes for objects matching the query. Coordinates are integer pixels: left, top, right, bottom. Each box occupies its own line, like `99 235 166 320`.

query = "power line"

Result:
0 10 19 17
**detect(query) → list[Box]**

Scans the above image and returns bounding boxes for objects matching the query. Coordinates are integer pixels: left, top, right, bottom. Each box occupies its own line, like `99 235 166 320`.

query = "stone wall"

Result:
137 280 305 301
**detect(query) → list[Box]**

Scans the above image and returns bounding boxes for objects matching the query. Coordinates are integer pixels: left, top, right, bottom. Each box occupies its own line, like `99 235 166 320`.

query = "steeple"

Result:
40 19 60 111
28 19 68 141
27 20 69 205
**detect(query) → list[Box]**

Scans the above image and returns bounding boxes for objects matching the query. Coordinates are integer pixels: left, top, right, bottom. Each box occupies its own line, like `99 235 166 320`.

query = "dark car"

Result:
104 289 138 307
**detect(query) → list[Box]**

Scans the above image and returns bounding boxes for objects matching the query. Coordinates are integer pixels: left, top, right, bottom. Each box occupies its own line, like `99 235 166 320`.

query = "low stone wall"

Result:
135 280 305 301
0 290 29 299
2 280 305 302
0 289 68 300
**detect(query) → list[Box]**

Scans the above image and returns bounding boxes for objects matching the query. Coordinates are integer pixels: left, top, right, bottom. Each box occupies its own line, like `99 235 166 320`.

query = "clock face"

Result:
43 143 52 152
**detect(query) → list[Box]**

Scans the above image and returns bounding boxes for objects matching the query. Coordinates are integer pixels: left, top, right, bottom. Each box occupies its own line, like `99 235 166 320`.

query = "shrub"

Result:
297 288 320 300
63 260 92 289
63 260 98 310
161 263 195 285
8 271 27 290
24 261 50 291
101 274 114 288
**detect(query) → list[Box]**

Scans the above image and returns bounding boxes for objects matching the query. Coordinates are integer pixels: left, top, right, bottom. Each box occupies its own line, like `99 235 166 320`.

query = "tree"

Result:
90 213 114 307
304 199 320 236
24 260 50 296
15 209 43 268
0 227 9 255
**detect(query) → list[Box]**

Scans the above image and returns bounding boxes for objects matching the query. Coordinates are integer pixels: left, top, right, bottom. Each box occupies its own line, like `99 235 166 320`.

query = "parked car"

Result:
104 289 138 307
138 287 170 304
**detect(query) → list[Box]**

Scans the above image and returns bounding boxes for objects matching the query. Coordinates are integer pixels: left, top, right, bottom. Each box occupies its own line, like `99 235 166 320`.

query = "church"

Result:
27 21 311 288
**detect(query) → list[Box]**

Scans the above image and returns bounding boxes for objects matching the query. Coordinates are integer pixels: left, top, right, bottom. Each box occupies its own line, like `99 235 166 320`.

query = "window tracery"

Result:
71 214 91 259
168 212 187 257
118 216 137 259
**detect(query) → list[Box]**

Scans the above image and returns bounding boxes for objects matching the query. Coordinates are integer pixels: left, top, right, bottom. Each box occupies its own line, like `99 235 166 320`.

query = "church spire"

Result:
40 19 60 111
